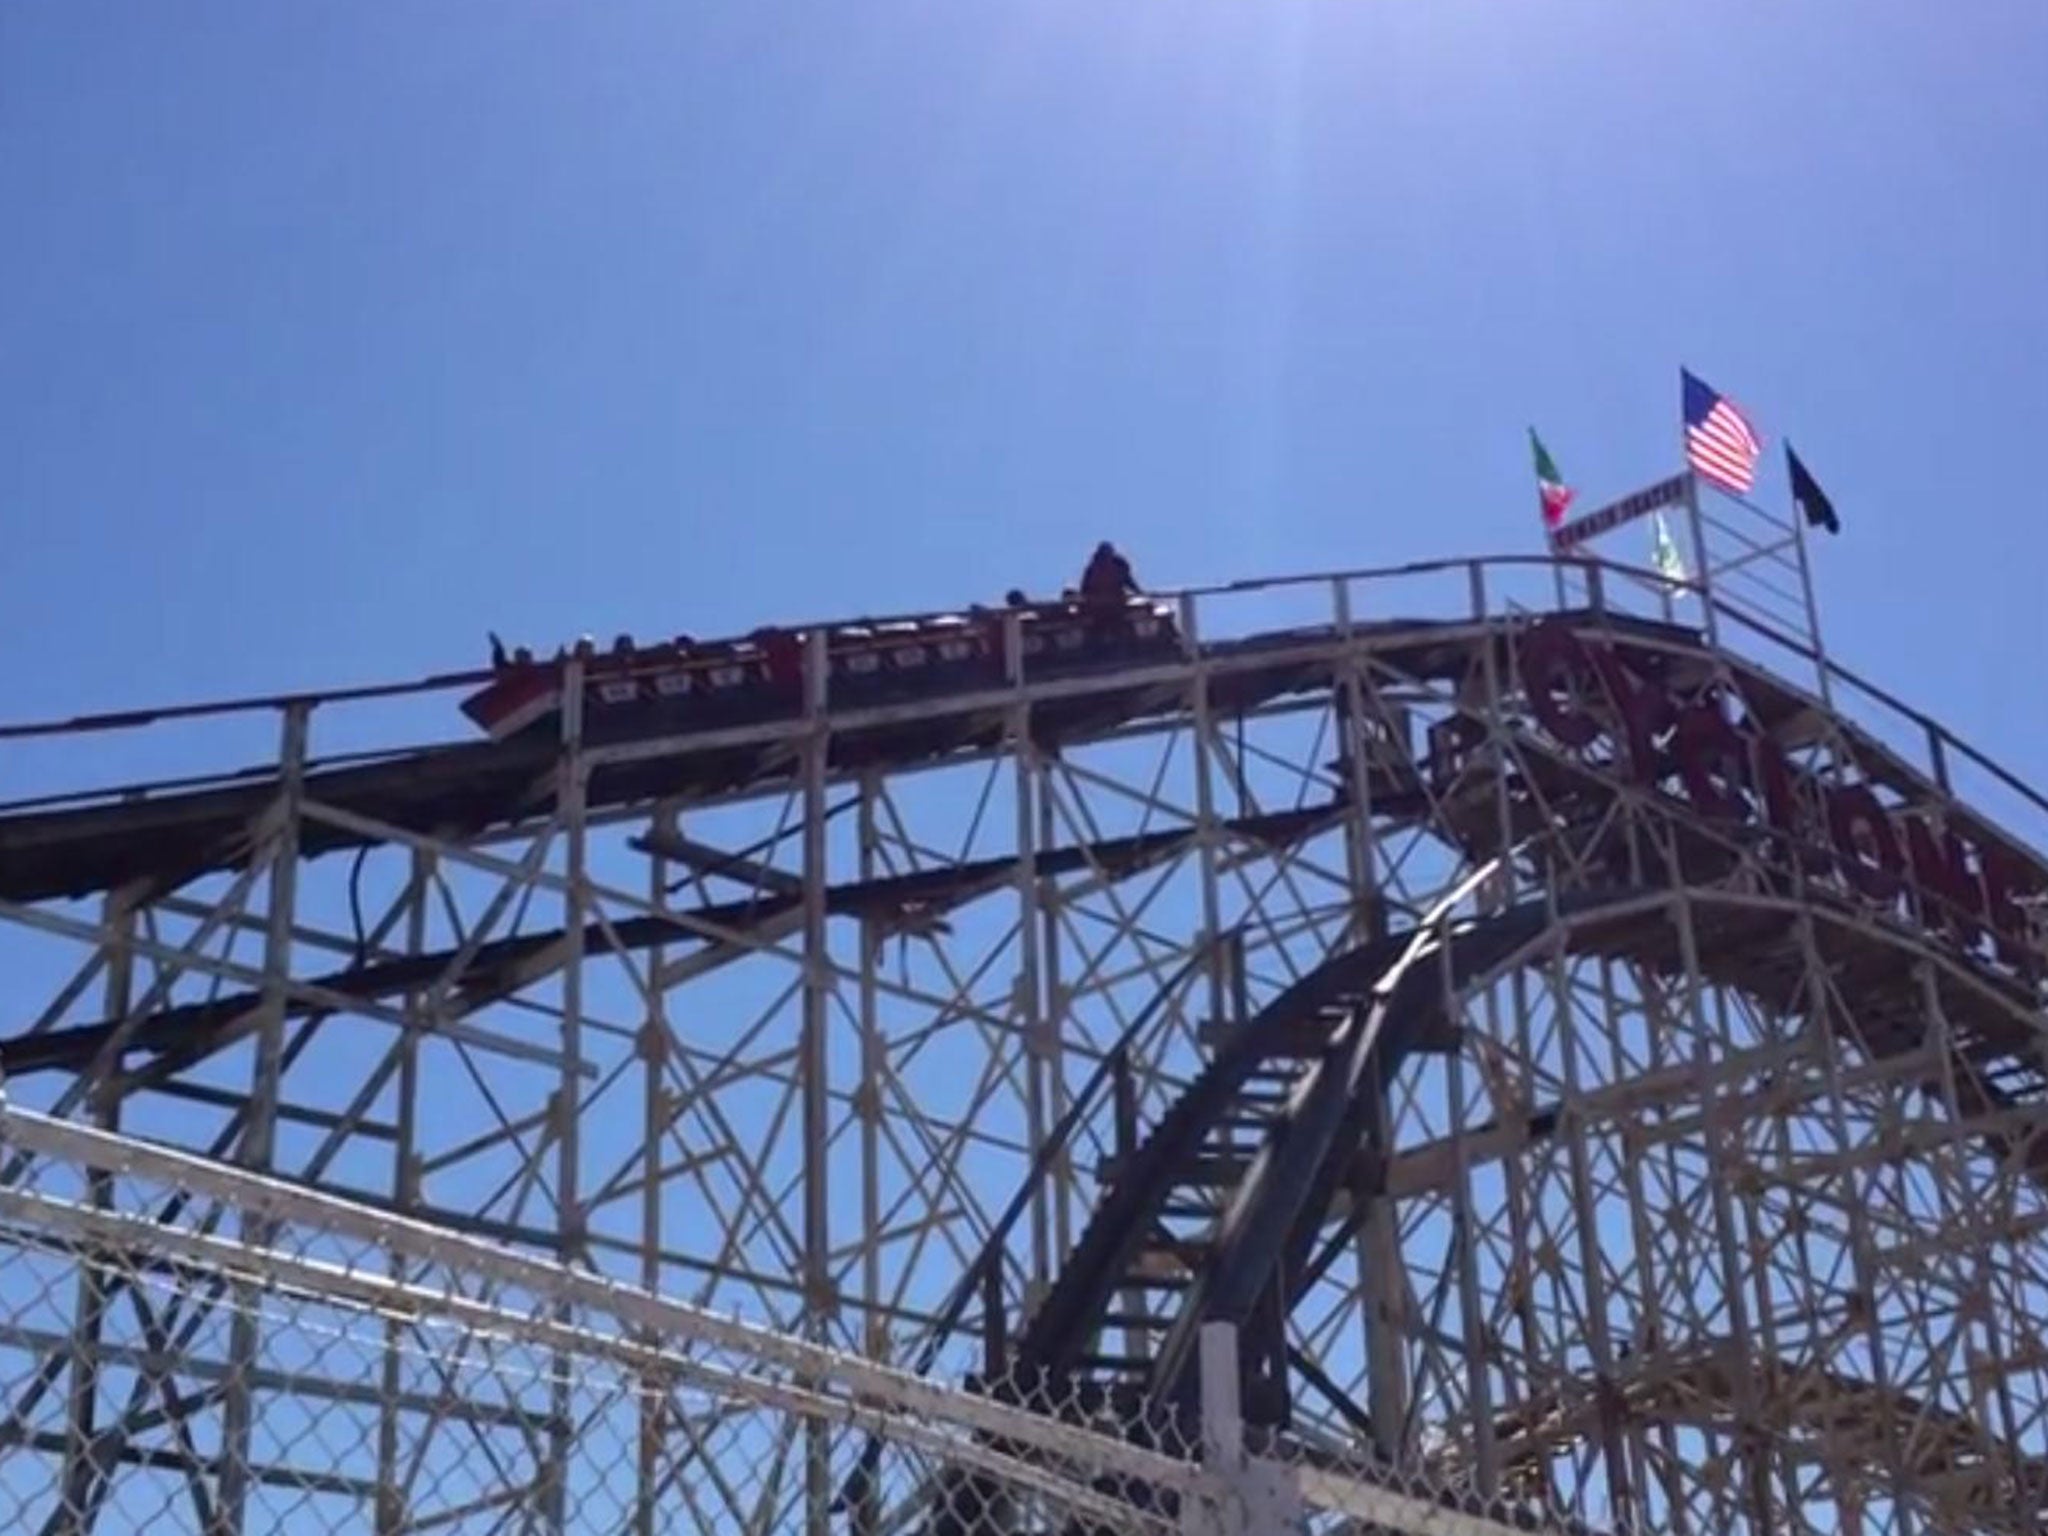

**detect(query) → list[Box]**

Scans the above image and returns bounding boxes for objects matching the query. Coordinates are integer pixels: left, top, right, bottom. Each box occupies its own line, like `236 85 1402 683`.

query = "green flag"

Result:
1531 429 1574 532
1651 511 1689 591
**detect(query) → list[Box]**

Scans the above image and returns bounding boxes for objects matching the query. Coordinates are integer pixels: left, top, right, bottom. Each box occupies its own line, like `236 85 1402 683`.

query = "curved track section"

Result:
928 879 2048 1535
1009 890 1572 1416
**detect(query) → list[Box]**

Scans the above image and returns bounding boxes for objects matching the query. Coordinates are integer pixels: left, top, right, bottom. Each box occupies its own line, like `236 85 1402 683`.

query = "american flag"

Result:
1682 369 1763 495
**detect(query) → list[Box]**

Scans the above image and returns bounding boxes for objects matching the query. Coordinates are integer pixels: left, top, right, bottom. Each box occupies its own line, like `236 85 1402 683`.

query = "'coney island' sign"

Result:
1431 619 2046 978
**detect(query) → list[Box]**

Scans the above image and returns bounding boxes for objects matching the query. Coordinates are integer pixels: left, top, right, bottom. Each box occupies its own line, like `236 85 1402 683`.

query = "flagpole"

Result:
1532 427 1584 611
1683 478 1715 645
1673 369 1722 650
1547 518 1586 613
1650 512 1678 623
1542 507 1574 611
1784 447 1834 712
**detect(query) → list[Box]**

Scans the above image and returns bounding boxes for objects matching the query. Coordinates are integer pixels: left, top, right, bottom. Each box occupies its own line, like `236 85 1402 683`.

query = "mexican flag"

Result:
1530 429 1574 532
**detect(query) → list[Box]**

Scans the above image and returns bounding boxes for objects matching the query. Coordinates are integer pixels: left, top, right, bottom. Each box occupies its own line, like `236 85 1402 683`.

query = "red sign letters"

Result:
1445 621 2044 978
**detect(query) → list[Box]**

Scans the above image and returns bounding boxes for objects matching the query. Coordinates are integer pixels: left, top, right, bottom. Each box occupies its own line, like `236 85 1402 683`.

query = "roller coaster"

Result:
3 550 2047 1536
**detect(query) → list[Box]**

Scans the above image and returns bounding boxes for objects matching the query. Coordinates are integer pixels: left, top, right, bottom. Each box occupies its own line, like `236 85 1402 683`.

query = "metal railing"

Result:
0 1093 1607 1536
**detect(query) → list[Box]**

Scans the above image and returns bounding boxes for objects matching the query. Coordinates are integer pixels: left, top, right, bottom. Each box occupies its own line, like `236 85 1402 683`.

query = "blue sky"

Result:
4 0 2044 766
2 8 2046 1511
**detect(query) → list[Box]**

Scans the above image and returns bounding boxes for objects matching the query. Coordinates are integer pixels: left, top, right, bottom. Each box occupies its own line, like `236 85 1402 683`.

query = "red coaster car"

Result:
459 599 1181 744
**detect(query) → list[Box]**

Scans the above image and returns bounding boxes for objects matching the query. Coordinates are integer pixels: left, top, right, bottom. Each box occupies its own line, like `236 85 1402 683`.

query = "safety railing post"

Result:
799 626 834 1536
1199 1320 1244 1470
1002 608 1026 689
980 1256 1007 1378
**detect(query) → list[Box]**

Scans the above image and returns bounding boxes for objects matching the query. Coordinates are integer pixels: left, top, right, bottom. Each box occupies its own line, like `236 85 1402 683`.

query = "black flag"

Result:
1787 444 1840 534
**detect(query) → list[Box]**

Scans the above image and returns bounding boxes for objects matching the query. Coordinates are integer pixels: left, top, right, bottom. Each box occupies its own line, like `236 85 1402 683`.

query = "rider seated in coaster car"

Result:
487 631 541 672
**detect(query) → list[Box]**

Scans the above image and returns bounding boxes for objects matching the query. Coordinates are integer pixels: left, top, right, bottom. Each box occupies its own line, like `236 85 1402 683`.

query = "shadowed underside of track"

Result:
914 888 2048 1536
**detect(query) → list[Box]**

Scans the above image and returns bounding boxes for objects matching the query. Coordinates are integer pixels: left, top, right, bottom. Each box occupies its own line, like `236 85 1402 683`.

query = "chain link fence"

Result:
0 1095 1595 1536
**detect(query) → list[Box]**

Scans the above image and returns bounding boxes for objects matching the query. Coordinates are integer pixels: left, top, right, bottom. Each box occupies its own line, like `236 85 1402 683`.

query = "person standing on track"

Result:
1079 541 1138 615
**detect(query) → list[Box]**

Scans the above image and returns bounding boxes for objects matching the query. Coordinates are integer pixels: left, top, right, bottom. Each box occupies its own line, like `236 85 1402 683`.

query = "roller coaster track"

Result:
914 879 2048 1534
0 604 1735 908
1009 858 1540 1412
9 596 2045 1186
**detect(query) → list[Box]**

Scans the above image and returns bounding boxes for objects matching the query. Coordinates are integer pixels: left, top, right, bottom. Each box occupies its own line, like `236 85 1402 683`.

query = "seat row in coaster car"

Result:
459 599 1183 743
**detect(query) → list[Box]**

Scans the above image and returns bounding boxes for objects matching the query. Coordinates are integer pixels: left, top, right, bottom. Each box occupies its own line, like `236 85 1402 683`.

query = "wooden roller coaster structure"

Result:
2 553 2046 1536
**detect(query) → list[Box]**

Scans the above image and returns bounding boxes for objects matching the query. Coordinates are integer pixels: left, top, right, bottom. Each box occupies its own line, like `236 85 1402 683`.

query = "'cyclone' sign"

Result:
1435 619 2046 979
